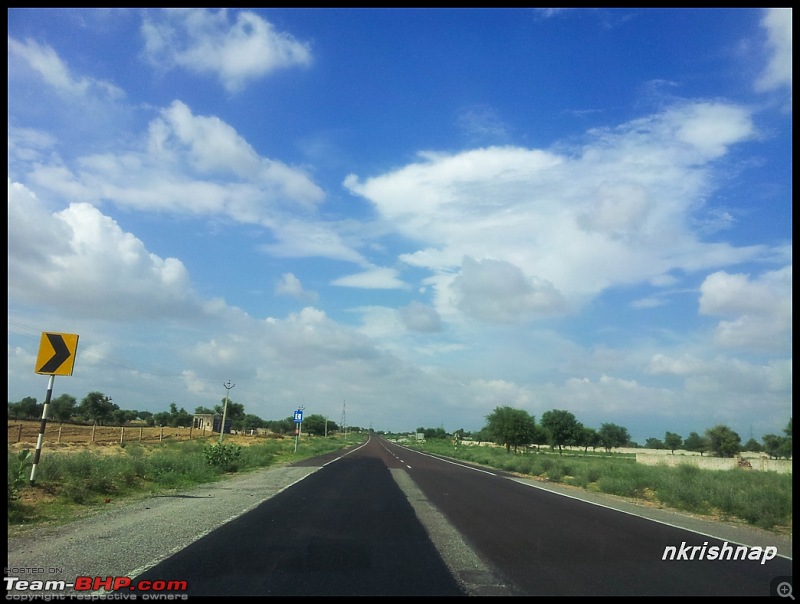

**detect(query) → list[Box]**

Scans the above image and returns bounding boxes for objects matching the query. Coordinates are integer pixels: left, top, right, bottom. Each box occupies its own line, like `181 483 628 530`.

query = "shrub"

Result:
203 443 242 473
8 449 33 521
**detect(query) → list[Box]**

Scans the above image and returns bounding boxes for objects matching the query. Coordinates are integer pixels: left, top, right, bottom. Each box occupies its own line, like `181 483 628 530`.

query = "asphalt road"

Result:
132 435 791 596
7 434 793 597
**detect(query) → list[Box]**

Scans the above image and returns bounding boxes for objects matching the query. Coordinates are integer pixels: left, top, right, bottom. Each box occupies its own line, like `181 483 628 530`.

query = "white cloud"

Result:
397 301 443 333
257 220 366 265
7 36 124 100
456 105 512 144
345 102 765 325
331 267 408 290
647 353 708 376
141 9 312 93
755 8 793 94
20 100 324 227
699 266 792 350
275 273 318 302
8 180 202 321
451 256 566 324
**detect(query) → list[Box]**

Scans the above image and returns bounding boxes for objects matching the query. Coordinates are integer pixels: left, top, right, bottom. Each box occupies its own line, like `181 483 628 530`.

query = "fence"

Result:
7 421 216 446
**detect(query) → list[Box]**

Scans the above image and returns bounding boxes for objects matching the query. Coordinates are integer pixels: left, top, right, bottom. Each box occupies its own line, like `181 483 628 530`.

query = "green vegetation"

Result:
8 392 356 436
7 433 364 529
409 438 792 532
7 449 32 522
422 408 792 461
484 406 537 452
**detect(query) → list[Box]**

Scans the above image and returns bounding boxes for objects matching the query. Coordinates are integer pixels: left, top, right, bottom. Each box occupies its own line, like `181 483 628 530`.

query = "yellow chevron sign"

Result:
35 332 79 376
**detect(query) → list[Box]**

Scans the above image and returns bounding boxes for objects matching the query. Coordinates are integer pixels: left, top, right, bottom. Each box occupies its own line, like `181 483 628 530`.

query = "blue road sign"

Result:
294 409 303 423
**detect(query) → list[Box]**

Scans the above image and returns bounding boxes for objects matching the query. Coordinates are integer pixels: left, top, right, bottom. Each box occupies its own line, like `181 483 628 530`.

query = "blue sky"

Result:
7 8 792 444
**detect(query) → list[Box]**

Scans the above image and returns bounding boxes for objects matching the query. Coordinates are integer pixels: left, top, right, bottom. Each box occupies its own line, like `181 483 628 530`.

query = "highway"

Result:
133 434 792 596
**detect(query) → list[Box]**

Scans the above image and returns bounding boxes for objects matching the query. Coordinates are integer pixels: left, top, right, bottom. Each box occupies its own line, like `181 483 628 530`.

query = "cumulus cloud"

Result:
699 266 792 350
20 100 324 226
141 9 312 93
275 273 318 302
397 301 443 333
451 256 566 324
345 101 765 323
7 179 202 320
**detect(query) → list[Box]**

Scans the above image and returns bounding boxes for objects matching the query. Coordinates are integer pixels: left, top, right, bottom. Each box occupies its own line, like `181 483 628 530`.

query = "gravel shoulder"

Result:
7 464 319 594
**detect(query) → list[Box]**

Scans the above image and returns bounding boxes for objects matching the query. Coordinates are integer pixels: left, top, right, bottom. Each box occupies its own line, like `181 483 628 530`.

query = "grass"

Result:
410 439 792 533
8 433 365 530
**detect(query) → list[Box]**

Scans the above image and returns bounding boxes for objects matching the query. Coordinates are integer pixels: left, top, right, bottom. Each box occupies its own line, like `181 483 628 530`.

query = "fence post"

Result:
120 426 125 445
17 424 22 442
58 425 62 443
91 424 96 443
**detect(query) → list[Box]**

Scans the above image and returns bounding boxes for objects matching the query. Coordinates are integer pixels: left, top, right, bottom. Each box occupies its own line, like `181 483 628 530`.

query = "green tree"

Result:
138 410 154 426
742 437 762 453
79 392 118 425
215 400 245 426
761 434 782 459
241 413 269 434
762 431 792 460
645 438 665 450
576 426 601 452
48 394 77 423
170 403 194 427
540 409 580 455
485 406 537 453
474 427 492 443
8 397 40 420
302 414 332 436
417 427 447 439
598 423 630 453
705 425 741 458
664 432 682 454
683 431 709 456
265 417 294 435
781 418 792 459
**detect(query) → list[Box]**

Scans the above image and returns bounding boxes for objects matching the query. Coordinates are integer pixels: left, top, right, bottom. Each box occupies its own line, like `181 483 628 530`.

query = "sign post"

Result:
31 332 79 485
294 407 304 452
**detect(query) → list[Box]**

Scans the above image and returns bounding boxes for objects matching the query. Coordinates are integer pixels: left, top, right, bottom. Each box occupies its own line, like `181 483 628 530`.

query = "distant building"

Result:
192 414 231 434
192 414 214 433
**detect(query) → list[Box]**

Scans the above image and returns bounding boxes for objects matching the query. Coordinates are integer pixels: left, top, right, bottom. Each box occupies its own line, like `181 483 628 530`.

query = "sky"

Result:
7 8 792 444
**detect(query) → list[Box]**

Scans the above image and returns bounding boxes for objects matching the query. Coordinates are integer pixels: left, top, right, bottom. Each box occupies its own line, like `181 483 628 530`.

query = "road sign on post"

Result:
35 332 79 376
294 407 304 452
31 331 79 485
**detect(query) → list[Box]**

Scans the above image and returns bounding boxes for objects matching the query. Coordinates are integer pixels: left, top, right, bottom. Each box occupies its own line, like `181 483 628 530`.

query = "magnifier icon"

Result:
777 582 794 600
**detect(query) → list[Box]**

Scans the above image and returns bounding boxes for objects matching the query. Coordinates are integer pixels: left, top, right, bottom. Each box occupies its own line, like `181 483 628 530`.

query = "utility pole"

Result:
219 380 235 444
341 399 347 441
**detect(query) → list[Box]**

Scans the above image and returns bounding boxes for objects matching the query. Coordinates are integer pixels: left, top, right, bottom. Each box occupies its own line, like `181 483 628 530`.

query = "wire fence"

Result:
7 420 219 446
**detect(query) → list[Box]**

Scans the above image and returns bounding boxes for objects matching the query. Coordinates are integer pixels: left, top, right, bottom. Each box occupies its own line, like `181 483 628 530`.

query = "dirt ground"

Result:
7 419 274 453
